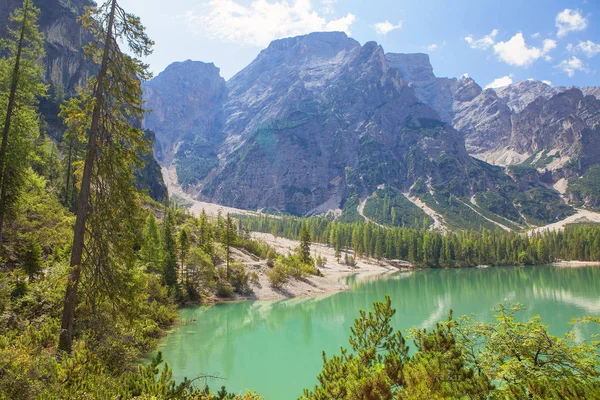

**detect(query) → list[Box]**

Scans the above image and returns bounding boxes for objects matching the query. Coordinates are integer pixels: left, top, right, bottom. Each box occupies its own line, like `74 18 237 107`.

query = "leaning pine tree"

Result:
58 0 153 353
0 0 47 244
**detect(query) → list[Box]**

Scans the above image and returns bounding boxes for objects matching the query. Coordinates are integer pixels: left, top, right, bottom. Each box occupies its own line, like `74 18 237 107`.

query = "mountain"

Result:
1 0 96 138
144 32 576 229
0 0 167 202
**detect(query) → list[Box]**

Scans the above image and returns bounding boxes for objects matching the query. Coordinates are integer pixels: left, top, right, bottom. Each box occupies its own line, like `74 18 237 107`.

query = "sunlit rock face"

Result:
145 32 498 215
1 0 97 138
0 0 167 201
144 31 599 216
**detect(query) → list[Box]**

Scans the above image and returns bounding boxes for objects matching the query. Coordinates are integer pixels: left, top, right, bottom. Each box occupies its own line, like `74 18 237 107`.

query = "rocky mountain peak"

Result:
495 80 560 112
146 60 225 97
453 76 482 103
255 31 360 67
385 53 435 82
143 60 227 163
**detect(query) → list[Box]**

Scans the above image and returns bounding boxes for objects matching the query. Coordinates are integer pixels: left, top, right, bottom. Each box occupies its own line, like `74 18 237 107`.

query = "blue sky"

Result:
119 0 600 88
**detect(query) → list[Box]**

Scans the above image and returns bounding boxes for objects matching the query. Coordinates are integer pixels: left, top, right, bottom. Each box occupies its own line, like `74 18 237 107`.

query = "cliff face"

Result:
1 0 97 138
511 89 600 167
143 60 227 165
144 32 573 224
204 35 471 215
0 0 167 202
385 53 457 124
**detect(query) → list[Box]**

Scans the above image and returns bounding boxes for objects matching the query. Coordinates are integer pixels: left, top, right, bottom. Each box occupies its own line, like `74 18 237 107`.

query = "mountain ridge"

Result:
144 31 585 228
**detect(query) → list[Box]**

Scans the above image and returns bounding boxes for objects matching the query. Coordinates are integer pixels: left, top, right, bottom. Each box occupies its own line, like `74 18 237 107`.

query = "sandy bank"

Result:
551 260 600 268
229 232 404 301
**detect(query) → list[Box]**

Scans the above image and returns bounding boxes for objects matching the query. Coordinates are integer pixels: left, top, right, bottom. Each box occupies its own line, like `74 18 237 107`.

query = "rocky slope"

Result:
1 0 97 138
145 32 575 227
0 0 167 202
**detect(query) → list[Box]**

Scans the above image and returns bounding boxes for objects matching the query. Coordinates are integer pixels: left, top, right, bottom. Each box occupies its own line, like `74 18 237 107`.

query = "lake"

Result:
147 265 600 399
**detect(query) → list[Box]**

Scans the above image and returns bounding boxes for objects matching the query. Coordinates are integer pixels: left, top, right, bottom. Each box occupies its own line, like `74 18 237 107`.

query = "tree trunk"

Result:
58 0 118 354
0 0 30 244
64 142 72 207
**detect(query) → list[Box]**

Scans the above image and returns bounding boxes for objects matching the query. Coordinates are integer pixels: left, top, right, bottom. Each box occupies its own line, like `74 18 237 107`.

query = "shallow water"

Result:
147 265 600 399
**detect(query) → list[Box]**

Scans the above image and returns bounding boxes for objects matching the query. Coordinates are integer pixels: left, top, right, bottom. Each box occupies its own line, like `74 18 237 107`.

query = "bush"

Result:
229 262 251 294
266 265 289 288
215 281 235 298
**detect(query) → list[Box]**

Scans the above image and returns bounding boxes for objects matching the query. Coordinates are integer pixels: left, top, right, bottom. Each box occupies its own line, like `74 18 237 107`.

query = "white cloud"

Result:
543 39 557 53
485 75 513 89
373 20 402 35
321 0 336 14
465 29 498 50
532 32 541 39
556 9 588 38
461 73 470 78
184 0 357 47
570 40 600 58
557 56 588 77
426 44 438 51
493 33 554 67
542 80 552 86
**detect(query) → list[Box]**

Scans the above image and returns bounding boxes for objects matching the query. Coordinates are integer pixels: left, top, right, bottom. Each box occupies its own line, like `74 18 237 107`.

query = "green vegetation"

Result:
0 0 47 243
238 214 600 267
338 194 363 223
302 296 600 399
363 187 433 228
0 1 267 397
569 165 600 209
266 225 321 288
522 150 561 169
175 137 219 188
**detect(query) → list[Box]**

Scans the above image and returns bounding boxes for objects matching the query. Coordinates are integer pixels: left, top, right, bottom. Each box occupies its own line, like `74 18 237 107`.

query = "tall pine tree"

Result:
0 0 47 243
58 0 153 352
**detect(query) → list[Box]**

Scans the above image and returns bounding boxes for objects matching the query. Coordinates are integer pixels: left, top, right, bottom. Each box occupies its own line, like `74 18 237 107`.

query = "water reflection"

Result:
150 265 600 400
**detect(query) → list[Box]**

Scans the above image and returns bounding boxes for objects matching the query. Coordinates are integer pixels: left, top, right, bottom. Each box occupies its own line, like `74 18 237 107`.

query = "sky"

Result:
118 0 600 88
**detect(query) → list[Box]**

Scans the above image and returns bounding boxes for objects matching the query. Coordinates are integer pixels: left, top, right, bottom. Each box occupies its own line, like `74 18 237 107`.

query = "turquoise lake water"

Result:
148 265 600 399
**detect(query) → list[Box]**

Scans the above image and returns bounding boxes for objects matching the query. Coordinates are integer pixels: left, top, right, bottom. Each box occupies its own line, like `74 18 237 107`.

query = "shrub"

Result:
266 265 289 288
229 262 251 294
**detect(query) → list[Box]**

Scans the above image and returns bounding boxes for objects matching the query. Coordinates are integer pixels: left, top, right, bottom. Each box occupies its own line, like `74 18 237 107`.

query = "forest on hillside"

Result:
238 214 600 267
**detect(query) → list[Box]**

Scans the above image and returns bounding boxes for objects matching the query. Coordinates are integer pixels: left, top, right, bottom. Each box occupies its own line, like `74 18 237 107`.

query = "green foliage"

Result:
299 224 312 264
238 214 600 267
17 235 42 280
304 297 599 400
453 303 600 399
140 213 162 272
569 165 600 209
162 209 179 289
363 187 433 228
228 261 252 295
266 263 289 289
5 169 74 250
0 0 48 241
266 253 319 288
338 194 363 223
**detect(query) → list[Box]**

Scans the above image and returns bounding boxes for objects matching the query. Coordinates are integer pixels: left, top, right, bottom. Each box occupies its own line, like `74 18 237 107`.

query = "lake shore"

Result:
230 232 408 302
551 260 600 267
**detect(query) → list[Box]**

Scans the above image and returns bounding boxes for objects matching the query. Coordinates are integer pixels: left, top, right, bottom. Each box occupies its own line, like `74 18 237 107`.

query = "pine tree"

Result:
140 213 161 271
0 0 47 243
58 0 153 353
162 209 178 289
299 225 311 265
178 228 189 283
223 214 236 278
19 236 42 281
